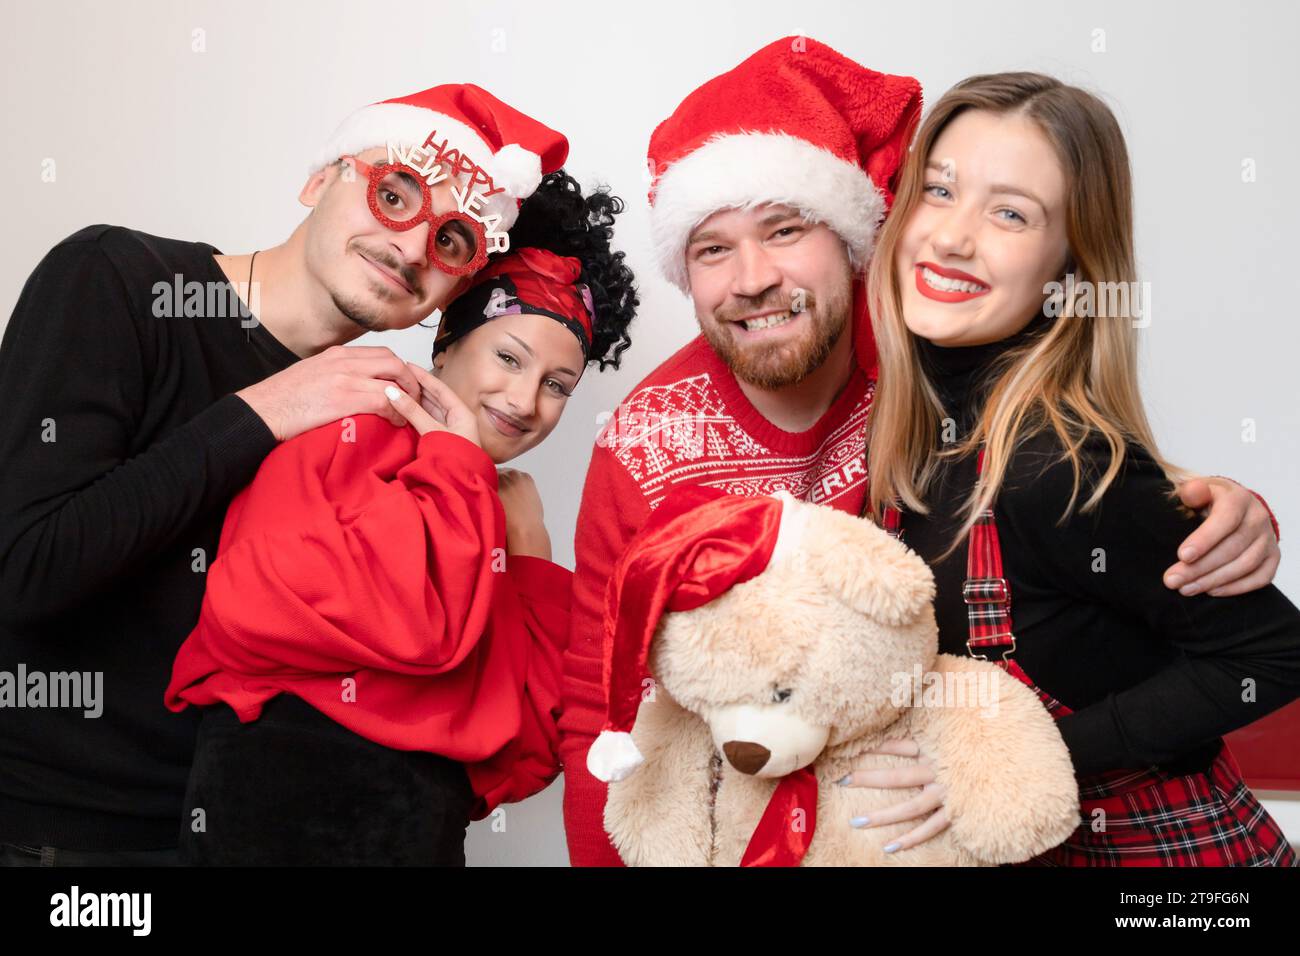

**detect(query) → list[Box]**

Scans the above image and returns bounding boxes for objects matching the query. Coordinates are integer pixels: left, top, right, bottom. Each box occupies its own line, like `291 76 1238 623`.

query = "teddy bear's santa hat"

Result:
309 82 569 234
645 37 921 372
587 486 812 783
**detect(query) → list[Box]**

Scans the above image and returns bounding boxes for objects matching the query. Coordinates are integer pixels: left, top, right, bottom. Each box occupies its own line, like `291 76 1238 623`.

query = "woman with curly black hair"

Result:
423 168 638 465
492 169 637 373
165 169 638 865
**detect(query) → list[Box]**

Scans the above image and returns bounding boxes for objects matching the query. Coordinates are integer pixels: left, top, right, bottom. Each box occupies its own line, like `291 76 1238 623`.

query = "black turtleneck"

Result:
895 318 1300 777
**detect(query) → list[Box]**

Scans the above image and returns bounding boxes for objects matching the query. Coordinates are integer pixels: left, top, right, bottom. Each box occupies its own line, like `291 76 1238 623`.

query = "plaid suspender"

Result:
878 448 1014 661
963 448 1016 662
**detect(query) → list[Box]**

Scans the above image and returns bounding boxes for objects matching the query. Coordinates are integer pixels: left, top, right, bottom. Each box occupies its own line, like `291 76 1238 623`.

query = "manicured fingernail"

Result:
836 775 852 786
384 385 401 401
1165 575 1183 588
883 842 901 853
1208 588 1222 597
1180 583 1200 596
1180 547 1197 561
849 816 870 828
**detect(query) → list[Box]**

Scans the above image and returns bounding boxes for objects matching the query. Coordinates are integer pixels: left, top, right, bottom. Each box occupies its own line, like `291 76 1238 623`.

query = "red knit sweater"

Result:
559 334 876 865
165 414 570 820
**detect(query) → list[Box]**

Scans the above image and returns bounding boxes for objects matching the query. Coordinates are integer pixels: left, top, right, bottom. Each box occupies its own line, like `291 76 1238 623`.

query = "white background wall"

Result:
2 0 1296 865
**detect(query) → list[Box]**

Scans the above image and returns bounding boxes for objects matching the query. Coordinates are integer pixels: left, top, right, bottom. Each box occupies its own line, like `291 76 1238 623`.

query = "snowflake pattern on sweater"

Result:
595 369 875 511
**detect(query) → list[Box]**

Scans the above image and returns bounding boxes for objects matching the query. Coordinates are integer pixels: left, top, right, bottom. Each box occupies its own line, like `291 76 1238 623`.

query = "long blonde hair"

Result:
864 72 1186 557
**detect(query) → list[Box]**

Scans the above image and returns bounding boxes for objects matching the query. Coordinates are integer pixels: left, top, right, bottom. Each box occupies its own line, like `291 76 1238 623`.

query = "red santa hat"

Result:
646 37 922 374
587 485 811 783
309 82 569 233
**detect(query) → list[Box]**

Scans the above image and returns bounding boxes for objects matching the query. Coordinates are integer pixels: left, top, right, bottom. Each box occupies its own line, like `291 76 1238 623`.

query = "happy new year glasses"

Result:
340 155 489 277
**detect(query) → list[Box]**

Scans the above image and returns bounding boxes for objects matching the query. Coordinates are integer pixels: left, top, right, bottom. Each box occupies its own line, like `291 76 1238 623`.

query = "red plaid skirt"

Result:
1005 660 1298 867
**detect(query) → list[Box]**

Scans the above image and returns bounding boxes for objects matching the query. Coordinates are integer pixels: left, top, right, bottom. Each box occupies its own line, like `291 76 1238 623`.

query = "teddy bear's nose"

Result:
722 740 771 775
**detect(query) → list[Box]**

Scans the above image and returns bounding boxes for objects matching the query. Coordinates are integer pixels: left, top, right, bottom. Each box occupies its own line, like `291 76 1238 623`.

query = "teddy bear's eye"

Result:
773 687 793 703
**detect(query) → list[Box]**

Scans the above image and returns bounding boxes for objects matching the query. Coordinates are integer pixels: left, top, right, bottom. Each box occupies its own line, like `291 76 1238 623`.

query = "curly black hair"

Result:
504 170 638 372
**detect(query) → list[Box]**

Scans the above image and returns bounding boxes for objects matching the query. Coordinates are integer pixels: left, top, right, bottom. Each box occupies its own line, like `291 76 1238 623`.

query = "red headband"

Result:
435 247 595 360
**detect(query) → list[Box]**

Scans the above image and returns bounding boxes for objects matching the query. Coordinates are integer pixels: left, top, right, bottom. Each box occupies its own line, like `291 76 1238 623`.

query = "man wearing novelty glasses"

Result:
307 142 502 341
0 82 567 866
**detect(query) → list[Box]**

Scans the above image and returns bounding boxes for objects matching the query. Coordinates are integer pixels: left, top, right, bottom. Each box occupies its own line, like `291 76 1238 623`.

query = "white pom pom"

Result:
491 143 543 199
587 731 645 783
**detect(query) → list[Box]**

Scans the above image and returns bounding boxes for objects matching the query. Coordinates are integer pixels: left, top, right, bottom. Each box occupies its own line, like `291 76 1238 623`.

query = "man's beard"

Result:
330 290 386 332
332 241 424 332
698 279 852 389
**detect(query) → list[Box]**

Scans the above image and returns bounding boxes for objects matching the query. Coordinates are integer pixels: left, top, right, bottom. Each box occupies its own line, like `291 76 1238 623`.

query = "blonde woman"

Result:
843 72 1300 865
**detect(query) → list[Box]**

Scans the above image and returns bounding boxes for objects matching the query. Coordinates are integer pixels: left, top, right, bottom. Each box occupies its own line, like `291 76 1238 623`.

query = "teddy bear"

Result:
585 486 1081 866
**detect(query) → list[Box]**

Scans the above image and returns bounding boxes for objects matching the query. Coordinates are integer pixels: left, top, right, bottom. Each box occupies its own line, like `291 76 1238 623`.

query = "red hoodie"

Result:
165 413 570 820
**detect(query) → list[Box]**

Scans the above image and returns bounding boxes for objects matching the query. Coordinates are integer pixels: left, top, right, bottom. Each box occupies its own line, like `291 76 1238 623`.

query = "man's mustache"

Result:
716 289 815 323
352 241 423 296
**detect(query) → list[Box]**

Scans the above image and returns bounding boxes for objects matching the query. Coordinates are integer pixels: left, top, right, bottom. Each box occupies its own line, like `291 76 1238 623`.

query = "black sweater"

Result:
894 319 1300 778
0 225 298 849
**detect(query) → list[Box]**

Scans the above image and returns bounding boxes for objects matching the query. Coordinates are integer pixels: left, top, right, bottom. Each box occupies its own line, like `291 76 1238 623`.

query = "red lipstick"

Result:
914 262 991 303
